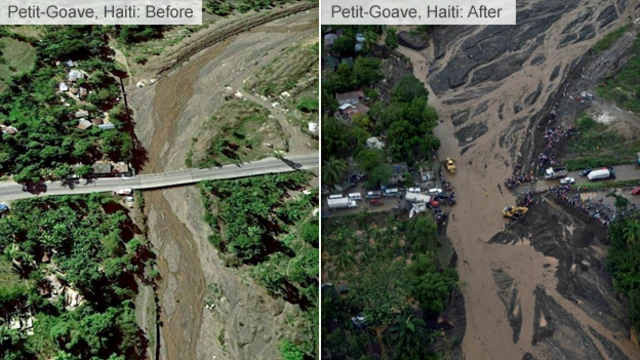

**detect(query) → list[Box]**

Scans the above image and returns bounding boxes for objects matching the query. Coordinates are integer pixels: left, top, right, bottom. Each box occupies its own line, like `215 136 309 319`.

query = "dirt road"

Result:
399 1 640 359
127 9 319 360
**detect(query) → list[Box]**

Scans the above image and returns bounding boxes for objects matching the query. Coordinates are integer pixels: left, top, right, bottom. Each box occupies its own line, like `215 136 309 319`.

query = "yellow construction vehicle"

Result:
503 205 528 219
442 158 456 174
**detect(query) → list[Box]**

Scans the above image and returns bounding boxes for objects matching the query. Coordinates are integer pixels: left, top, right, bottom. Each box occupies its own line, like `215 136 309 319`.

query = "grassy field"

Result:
0 37 36 83
592 23 632 54
563 115 640 170
186 98 285 168
597 36 640 113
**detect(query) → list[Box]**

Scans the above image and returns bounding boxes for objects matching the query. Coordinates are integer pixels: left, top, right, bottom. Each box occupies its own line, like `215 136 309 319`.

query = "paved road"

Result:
533 164 640 190
0 155 318 202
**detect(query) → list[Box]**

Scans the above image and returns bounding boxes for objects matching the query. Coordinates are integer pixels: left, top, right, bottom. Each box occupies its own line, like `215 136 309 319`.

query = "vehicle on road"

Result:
327 196 357 210
114 188 133 196
434 192 451 200
383 188 399 197
407 187 421 194
428 188 443 195
442 158 456 174
370 199 384 206
503 205 528 219
587 167 615 181
544 166 568 179
579 168 592 176
348 193 362 201
366 191 381 199
632 187 640 195
560 177 575 185
405 193 432 203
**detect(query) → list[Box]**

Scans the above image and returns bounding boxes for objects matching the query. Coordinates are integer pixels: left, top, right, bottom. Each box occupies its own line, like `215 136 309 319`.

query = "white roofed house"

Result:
67 69 86 82
58 82 69 92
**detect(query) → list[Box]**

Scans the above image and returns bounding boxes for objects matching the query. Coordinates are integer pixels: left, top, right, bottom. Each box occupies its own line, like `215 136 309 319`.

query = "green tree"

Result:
332 36 356 58
280 339 305 360
353 57 383 87
385 28 399 50
322 158 348 185
365 164 392 189
392 76 429 103
356 149 386 172
387 314 427 353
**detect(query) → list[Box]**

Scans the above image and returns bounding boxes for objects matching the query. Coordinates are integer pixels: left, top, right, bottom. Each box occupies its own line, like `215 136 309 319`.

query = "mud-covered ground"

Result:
126 9 318 360
397 0 640 358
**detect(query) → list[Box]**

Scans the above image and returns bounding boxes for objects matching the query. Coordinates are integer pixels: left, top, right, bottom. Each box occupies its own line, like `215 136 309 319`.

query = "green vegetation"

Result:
247 42 317 97
199 173 318 357
0 37 36 80
592 24 632 54
322 25 440 189
597 35 640 112
607 217 640 331
563 115 640 170
0 194 152 359
0 26 134 183
187 98 285 168
570 179 640 191
322 214 459 359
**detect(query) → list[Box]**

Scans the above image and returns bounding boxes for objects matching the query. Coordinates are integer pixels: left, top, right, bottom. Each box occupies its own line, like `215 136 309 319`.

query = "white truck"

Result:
114 188 132 196
327 196 357 210
544 167 568 179
405 193 432 203
587 168 615 181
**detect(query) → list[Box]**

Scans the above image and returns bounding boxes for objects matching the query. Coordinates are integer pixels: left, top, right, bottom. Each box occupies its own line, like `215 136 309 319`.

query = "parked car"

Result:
560 177 575 185
579 168 592 176
632 187 640 195
434 192 450 200
370 199 384 206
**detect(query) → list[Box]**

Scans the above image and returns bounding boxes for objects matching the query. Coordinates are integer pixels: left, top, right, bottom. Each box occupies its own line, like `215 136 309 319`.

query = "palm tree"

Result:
361 30 379 54
322 158 348 185
388 314 427 353
623 220 640 246
333 242 356 273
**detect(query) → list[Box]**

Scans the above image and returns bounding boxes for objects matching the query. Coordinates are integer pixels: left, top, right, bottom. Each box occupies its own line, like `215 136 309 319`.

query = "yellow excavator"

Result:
503 205 528 220
442 158 456 174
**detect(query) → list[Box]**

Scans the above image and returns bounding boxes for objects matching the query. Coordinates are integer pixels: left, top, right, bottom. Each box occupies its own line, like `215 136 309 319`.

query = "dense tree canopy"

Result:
0 195 150 360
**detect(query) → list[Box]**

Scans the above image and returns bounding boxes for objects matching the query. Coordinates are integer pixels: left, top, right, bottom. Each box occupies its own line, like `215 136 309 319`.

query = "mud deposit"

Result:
397 0 640 358
128 9 318 360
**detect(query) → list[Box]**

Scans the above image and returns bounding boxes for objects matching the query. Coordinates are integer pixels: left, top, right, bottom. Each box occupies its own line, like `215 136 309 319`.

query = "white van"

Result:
428 188 443 195
348 192 362 201
328 194 344 199
384 188 399 197
366 191 381 199
407 187 421 194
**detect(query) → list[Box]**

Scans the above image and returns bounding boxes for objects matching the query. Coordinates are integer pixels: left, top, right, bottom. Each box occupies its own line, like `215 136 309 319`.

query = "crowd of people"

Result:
517 191 536 207
548 185 616 227
505 162 537 189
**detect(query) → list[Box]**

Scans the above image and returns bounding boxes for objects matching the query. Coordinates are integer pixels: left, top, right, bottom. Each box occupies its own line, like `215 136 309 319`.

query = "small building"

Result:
355 33 366 42
0 203 9 213
308 122 319 133
366 137 385 150
58 82 69 92
75 110 89 118
77 119 93 130
92 162 113 176
113 162 131 175
324 33 338 48
0 125 18 135
326 55 340 71
341 57 354 67
341 103 369 119
336 90 365 105
68 70 85 82
92 118 104 126
79 87 88 97
98 123 115 130
65 60 76 67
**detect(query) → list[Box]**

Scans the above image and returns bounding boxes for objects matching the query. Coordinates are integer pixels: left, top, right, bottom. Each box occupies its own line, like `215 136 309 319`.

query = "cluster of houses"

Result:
56 60 117 131
335 90 370 122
